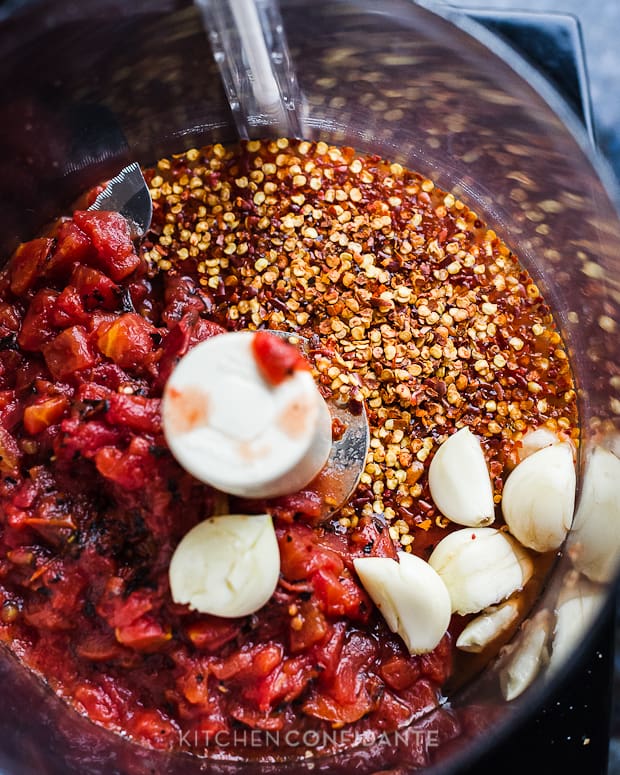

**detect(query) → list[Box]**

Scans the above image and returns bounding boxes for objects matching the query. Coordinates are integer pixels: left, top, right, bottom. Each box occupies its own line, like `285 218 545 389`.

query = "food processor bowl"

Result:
0 0 618 772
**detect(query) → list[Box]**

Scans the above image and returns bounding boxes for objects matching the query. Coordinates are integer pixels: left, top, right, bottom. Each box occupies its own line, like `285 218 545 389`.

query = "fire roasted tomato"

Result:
42 325 97 379
9 237 54 295
96 312 158 370
17 289 58 351
69 265 120 310
73 210 141 281
23 395 69 435
252 330 310 385
45 221 92 280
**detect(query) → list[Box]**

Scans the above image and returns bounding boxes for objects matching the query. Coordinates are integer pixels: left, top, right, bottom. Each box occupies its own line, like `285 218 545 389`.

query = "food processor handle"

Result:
196 0 303 139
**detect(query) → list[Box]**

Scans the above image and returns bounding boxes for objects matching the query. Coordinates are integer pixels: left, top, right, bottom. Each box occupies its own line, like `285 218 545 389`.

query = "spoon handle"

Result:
197 0 303 139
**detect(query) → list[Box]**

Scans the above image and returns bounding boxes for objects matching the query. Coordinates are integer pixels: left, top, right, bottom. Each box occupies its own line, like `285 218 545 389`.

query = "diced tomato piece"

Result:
95 445 148 490
262 488 323 520
115 616 172 652
42 325 97 379
88 311 118 334
73 210 141 281
0 426 22 478
312 567 371 623
371 689 419 731
186 617 240 652
277 523 344 582
97 312 157 370
243 655 316 711
252 330 311 386
397 678 441 720
289 598 327 653
17 289 59 351
9 238 54 295
74 683 120 725
77 363 135 394
190 318 226 347
55 418 122 461
379 654 421 691
0 302 21 333
24 569 86 630
45 221 92 280
51 286 89 327
70 265 120 310
23 395 69 434
350 515 398 560
178 670 209 706
418 632 452 685
303 631 378 723
211 643 283 682
157 311 225 388
0 389 21 431
96 579 153 628
312 621 346 679
105 393 161 434
161 274 214 326
302 690 373 725
75 630 126 662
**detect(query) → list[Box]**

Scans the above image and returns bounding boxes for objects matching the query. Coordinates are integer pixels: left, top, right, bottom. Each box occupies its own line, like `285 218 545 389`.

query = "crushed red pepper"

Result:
0 139 578 765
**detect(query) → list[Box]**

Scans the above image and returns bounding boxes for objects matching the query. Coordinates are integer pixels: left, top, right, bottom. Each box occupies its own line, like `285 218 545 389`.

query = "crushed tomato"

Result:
0 207 455 763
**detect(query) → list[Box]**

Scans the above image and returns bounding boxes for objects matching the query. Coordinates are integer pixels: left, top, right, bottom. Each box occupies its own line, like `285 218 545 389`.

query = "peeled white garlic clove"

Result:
428 427 495 527
456 599 519 653
169 513 280 618
502 442 576 553
516 426 563 463
570 446 620 583
499 609 553 701
428 527 533 615
549 578 604 673
353 553 451 655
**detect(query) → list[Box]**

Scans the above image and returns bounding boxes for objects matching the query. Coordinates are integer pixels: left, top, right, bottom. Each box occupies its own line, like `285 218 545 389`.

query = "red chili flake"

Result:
331 417 347 441
252 331 311 386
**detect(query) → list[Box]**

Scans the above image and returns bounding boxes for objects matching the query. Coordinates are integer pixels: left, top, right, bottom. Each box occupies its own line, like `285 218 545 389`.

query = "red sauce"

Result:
0 208 452 760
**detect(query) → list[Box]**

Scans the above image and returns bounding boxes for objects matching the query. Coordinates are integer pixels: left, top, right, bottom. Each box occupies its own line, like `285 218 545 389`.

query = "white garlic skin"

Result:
428 527 532 615
353 553 451 655
502 442 576 553
456 599 519 653
428 427 495 527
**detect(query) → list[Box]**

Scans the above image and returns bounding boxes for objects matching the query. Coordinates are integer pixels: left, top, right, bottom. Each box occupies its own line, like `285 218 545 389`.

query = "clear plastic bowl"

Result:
0 0 618 772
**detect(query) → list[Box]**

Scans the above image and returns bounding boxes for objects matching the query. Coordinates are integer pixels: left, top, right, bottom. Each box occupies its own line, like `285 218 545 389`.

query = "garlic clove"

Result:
499 609 553 701
456 599 519 653
516 426 563 463
428 427 495 527
428 527 533 615
169 513 280 618
570 446 620 583
353 553 451 655
549 578 604 672
502 442 576 553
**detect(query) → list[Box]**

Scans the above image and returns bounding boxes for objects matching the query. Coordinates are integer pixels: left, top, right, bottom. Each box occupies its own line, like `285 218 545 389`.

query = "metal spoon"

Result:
88 161 152 240
268 331 370 519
